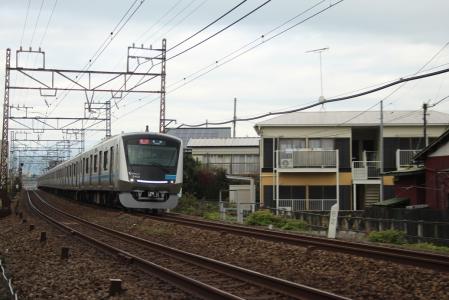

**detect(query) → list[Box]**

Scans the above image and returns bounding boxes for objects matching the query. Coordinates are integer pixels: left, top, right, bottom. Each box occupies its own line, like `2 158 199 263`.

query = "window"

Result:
94 155 98 173
103 151 108 170
110 147 114 171
85 158 89 173
308 138 334 150
279 138 305 152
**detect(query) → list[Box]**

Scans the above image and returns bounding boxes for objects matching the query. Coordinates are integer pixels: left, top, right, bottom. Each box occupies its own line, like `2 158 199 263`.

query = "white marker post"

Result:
327 203 339 239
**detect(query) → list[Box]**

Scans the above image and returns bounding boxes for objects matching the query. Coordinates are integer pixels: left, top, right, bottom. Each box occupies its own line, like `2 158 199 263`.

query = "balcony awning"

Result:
382 166 424 177
372 197 409 207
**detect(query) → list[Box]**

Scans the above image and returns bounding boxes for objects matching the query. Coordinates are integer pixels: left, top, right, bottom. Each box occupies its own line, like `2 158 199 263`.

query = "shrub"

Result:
245 210 308 232
174 193 218 216
368 229 406 244
203 211 220 221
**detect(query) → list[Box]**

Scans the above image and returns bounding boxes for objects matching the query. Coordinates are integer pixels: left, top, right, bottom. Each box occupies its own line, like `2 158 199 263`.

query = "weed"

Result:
368 229 407 244
245 210 308 232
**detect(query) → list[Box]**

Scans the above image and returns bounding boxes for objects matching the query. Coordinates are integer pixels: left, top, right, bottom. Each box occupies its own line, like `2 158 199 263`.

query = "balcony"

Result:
352 160 381 181
396 149 421 170
204 162 259 175
277 149 338 171
278 198 337 211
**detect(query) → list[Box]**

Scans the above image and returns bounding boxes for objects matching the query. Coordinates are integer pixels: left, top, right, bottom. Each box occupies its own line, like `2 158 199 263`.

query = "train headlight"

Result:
128 171 140 181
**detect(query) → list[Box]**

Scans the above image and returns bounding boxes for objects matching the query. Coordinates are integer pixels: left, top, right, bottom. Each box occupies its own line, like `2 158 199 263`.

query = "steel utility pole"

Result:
159 38 167 133
380 100 384 203
0 49 11 210
423 102 428 147
233 97 237 138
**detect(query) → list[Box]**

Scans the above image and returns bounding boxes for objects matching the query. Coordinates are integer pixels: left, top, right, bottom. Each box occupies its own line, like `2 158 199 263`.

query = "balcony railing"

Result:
396 149 421 170
205 162 259 175
352 161 381 180
277 149 337 169
278 198 337 211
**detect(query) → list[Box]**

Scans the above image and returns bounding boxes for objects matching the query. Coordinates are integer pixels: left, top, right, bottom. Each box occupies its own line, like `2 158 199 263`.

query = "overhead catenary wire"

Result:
38 0 58 47
167 0 272 61
46 0 146 116
29 0 45 46
110 0 336 122
19 0 32 47
144 0 200 44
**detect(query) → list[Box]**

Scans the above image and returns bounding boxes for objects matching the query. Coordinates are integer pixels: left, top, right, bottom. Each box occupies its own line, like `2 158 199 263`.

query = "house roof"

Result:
414 127 449 161
166 127 231 146
187 137 260 148
255 110 449 128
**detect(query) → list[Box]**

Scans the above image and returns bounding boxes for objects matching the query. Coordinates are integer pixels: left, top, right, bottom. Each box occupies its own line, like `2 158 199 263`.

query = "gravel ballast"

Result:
3 191 449 299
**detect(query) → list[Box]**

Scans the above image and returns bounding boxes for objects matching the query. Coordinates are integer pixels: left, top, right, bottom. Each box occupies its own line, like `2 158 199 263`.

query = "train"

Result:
37 132 183 211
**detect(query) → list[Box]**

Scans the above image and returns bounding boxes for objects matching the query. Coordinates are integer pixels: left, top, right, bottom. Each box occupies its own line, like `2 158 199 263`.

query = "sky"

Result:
1 0 449 174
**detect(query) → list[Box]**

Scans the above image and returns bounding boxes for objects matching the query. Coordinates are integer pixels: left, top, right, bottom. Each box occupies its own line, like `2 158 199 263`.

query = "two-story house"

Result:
255 110 449 211
187 137 260 176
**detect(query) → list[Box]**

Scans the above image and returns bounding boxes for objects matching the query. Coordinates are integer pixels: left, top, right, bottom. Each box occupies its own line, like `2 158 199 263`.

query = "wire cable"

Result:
19 0 31 46
29 0 45 46
168 0 248 52
177 66 449 127
167 0 272 61
38 0 58 47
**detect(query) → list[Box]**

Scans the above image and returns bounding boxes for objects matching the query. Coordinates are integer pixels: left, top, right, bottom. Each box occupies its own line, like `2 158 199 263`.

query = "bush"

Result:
368 229 407 244
245 210 308 232
203 211 220 221
174 193 218 216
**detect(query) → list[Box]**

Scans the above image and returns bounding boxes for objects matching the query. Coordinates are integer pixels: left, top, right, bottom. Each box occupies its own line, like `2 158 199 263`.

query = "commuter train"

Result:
37 132 183 211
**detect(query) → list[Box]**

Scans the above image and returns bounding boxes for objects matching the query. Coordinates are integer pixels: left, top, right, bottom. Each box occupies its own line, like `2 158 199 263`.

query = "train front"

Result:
118 133 183 210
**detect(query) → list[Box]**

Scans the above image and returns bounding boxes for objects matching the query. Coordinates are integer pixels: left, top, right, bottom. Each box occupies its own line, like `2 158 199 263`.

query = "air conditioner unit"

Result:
280 158 293 168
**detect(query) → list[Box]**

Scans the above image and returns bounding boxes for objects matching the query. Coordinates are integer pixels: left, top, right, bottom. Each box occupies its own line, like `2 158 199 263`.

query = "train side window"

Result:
103 151 108 170
90 155 93 174
94 155 98 173
86 158 89 174
110 146 114 170
99 151 102 174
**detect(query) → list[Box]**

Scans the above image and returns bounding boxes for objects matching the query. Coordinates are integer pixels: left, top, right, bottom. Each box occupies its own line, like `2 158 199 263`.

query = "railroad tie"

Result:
61 247 70 259
40 231 47 242
109 279 123 296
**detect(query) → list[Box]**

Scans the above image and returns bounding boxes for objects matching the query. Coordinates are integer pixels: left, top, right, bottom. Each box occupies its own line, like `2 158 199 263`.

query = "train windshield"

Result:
125 138 179 168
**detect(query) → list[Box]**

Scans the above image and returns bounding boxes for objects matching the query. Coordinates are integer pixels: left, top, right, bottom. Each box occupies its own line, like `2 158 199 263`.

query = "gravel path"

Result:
40 191 449 300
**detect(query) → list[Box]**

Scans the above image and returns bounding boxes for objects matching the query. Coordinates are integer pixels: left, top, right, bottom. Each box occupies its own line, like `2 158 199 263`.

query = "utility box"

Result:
229 184 253 211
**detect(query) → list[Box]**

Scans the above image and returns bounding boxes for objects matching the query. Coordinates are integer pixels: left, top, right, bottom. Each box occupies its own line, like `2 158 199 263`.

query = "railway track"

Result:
146 213 449 273
27 191 347 300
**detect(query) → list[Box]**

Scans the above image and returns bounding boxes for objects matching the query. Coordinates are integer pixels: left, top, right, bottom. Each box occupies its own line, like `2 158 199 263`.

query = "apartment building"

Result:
254 110 449 211
187 137 260 176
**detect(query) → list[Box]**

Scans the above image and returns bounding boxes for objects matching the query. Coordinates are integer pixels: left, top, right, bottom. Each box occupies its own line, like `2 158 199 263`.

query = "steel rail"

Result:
149 213 449 272
31 191 347 300
26 191 243 300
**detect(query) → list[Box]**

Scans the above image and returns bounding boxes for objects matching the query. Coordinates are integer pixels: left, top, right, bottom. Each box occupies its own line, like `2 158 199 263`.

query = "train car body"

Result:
37 132 183 210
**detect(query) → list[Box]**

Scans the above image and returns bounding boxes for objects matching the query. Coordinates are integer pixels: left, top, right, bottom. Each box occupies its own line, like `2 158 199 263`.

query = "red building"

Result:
391 129 449 210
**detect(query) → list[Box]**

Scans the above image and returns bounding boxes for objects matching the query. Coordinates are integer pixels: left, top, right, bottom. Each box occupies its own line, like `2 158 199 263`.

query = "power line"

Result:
19 0 32 46
29 0 45 46
168 0 248 52
167 0 272 61
144 0 200 44
177 66 449 127
39 0 58 47
110 0 341 122
135 0 185 42
47 0 146 116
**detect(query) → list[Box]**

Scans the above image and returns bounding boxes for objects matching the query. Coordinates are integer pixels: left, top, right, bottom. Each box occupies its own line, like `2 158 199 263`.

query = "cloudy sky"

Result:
1 0 449 172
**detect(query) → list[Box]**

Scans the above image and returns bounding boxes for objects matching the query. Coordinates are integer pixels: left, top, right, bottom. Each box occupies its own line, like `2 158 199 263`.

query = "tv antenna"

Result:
306 47 329 107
